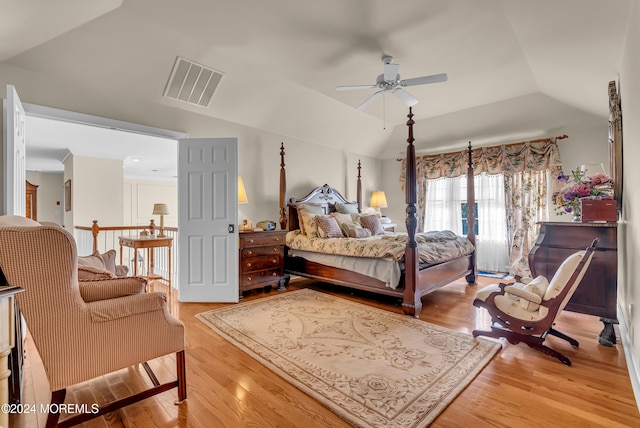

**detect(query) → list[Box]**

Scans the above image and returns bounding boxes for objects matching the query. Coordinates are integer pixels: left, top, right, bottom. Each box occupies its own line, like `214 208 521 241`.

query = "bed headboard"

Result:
286 184 356 231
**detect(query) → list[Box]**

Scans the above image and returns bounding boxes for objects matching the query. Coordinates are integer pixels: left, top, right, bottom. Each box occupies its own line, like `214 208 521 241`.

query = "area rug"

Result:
196 289 501 428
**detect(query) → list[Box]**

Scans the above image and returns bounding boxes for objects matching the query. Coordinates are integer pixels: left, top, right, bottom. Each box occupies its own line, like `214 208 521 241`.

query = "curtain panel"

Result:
399 138 563 275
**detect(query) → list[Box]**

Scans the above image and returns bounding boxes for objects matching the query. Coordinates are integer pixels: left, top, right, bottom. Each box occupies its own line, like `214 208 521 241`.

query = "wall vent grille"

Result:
163 56 223 107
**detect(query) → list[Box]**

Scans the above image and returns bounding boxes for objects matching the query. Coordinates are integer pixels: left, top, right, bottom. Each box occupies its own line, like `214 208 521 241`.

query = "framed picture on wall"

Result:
64 179 71 211
608 80 623 212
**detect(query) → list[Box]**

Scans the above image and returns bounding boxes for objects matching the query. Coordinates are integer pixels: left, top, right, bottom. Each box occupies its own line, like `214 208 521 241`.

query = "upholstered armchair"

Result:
472 238 598 366
0 215 186 427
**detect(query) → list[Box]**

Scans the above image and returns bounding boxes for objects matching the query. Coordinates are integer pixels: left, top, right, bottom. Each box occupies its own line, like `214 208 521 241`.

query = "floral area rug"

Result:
196 289 501 428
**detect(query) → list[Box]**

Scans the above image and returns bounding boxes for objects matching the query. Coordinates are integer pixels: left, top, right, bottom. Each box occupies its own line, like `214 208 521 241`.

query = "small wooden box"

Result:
581 199 617 223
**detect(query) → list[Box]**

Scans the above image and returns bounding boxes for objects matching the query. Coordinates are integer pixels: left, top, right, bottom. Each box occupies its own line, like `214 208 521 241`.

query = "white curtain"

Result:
424 173 510 272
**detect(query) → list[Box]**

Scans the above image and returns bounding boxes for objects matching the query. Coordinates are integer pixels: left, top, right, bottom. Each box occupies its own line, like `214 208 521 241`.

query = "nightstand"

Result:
239 229 287 297
382 223 396 232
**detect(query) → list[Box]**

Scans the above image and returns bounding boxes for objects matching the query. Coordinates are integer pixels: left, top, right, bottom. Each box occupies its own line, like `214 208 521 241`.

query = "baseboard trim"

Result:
617 302 640 412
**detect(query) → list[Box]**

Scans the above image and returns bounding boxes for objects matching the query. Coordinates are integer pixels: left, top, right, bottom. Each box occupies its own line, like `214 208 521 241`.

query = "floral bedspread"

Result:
286 230 474 264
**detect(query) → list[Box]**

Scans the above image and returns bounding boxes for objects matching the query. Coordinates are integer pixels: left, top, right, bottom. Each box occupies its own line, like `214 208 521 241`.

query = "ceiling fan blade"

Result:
392 88 419 107
357 90 384 110
384 63 399 81
336 84 377 91
400 73 448 87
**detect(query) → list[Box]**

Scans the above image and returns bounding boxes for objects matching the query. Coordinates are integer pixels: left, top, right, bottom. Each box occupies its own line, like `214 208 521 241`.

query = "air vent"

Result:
163 56 223 107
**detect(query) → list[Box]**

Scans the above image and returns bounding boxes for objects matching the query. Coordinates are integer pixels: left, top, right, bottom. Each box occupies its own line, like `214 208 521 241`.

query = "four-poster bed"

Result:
279 108 477 318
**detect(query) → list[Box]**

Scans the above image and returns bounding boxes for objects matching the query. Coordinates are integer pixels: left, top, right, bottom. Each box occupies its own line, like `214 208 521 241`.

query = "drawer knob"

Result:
249 239 254 243
247 250 253 256
272 259 277 264
247 262 252 268
272 272 277 276
247 276 252 281
273 247 278 252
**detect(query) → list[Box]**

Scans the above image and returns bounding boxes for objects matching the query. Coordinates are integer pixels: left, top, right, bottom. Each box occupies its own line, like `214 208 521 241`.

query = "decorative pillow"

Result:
335 202 359 214
360 214 385 235
520 276 549 311
330 212 355 229
297 203 324 235
78 265 116 281
78 253 107 270
341 223 372 238
95 250 117 274
316 215 343 238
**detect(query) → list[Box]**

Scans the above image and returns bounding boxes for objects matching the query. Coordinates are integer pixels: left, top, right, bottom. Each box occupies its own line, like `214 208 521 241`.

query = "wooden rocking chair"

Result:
472 238 598 366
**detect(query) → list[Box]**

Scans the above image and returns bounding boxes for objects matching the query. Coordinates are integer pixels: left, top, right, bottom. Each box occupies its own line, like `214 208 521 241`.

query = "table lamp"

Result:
152 203 169 237
370 191 388 216
238 176 248 204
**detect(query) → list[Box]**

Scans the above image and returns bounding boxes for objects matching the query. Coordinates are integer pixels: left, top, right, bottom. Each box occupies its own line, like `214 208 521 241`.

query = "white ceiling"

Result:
2 0 633 179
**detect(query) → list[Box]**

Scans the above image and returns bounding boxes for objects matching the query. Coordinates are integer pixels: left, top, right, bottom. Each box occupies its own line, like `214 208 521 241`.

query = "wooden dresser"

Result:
529 222 618 345
239 230 287 297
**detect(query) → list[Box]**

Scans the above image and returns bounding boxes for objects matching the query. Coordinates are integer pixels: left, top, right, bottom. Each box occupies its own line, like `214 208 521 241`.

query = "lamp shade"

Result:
152 203 169 215
238 176 248 204
369 191 388 209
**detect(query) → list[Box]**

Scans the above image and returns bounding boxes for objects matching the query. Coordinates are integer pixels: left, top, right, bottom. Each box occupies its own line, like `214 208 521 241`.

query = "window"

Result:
460 202 478 236
425 173 509 272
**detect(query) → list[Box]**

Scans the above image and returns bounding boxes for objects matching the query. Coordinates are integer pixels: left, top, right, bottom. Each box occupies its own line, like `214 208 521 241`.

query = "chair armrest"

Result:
79 276 147 302
504 285 542 304
87 292 168 322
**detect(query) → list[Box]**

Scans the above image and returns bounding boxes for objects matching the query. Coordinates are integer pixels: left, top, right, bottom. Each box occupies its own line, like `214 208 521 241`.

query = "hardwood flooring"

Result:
9 277 640 427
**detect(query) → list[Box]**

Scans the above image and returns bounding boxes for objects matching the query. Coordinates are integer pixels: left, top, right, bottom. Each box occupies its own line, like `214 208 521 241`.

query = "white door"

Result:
178 138 238 302
2 84 26 216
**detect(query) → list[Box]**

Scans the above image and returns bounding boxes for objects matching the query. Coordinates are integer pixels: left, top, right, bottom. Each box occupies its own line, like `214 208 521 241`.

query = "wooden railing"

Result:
75 220 179 289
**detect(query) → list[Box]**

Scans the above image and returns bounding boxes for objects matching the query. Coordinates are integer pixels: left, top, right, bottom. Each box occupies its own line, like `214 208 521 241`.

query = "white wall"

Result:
25 171 64 223
124 179 178 227
65 155 124 232
618 0 640 392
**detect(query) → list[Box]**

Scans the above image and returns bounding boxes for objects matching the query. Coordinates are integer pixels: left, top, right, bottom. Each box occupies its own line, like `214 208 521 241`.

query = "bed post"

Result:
279 142 287 230
357 160 362 212
403 107 421 318
465 142 477 284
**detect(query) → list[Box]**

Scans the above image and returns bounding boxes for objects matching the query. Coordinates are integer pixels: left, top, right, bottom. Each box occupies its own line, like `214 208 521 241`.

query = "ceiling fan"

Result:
336 56 447 111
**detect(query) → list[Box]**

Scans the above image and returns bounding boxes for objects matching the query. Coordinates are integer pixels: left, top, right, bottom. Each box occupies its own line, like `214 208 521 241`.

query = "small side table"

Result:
119 236 173 289
239 230 287 298
382 223 396 232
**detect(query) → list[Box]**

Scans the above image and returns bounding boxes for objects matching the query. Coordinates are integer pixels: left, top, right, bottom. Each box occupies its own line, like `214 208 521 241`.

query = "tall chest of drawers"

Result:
239 230 287 297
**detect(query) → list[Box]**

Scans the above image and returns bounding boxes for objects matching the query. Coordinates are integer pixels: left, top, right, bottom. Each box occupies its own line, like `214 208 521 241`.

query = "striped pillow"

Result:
360 214 385 235
316 215 344 238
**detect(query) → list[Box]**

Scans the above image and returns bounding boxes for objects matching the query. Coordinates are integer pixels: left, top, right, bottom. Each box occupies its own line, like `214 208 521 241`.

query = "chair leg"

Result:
547 327 579 348
526 341 572 366
474 327 573 366
45 389 66 428
175 350 187 404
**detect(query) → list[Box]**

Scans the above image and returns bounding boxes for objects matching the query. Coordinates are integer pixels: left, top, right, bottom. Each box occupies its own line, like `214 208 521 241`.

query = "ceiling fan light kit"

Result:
336 56 447 111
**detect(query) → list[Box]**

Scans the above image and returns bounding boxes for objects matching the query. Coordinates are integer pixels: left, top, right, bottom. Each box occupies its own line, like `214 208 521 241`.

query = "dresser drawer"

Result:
240 233 285 248
241 245 284 258
241 254 282 271
241 268 283 287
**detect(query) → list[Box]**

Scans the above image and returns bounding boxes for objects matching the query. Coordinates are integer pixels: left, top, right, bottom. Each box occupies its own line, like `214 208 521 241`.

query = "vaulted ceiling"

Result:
1 0 633 177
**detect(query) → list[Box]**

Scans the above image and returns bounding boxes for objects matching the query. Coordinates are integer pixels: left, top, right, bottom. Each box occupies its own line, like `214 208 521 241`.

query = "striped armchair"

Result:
0 215 186 427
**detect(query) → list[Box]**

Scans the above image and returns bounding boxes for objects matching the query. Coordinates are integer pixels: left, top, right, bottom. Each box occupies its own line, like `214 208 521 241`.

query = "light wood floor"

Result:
9 276 640 427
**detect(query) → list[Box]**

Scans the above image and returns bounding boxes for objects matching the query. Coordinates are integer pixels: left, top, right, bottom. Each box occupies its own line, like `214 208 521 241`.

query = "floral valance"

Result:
400 138 563 185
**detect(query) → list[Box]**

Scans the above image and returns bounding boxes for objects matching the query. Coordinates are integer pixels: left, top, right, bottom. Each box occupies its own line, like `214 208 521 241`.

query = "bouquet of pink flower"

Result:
553 169 613 218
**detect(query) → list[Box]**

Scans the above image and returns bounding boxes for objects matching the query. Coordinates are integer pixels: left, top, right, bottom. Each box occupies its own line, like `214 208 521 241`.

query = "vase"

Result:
572 213 581 222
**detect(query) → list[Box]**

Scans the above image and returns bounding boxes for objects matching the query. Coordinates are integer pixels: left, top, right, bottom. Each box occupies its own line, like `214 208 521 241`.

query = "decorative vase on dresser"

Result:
239 229 287 298
528 221 618 346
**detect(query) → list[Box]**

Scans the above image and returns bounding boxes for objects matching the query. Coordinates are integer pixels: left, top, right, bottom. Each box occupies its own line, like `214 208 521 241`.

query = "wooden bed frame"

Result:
279 108 477 318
